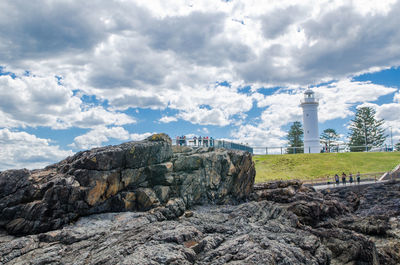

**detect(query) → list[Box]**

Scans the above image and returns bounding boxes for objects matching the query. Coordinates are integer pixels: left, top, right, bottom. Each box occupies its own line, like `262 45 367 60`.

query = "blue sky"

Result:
0 0 399 170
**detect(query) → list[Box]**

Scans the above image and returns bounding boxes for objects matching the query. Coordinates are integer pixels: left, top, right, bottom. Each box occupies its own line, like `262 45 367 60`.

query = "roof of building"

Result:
304 89 315 94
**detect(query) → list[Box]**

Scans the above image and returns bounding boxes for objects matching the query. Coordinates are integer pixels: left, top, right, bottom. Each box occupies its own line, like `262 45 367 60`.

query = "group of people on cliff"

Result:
332 172 361 185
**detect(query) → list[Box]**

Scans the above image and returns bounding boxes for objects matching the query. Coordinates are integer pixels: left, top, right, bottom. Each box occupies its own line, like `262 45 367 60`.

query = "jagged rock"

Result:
0 201 331 265
254 180 400 264
136 188 160 210
1 180 400 264
0 134 255 235
1 134 400 264
184 210 194 218
309 227 378 264
254 180 349 226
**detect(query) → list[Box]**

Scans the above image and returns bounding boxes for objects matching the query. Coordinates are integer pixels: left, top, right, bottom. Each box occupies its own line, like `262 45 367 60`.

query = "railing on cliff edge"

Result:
214 140 253 154
173 137 253 154
251 144 396 155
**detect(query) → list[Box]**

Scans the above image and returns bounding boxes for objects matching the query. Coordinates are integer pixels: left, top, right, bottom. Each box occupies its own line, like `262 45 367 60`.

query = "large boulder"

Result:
0 134 255 235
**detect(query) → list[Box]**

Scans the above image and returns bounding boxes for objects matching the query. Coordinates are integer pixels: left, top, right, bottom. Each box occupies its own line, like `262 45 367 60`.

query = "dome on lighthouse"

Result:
301 89 318 105
304 89 315 98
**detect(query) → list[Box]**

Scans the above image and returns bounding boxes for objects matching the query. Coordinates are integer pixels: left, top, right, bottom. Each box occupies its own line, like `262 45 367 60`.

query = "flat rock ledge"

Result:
0 134 255 236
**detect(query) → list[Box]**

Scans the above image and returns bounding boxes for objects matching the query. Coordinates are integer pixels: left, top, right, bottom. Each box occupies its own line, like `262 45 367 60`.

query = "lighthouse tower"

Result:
300 89 320 153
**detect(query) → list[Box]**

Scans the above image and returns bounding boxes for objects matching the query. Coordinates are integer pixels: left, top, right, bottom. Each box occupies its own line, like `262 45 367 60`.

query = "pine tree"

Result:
320 128 339 152
395 141 400 151
349 107 387 152
287 121 303 154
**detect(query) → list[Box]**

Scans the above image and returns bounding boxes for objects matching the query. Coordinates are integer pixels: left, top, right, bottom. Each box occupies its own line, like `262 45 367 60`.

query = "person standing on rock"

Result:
335 174 340 186
342 172 347 185
356 172 361 184
349 173 353 185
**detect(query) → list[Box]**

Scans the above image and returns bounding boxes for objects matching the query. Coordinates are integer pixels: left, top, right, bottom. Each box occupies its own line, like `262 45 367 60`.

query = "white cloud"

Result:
394 90 400 103
0 0 399 155
70 128 160 150
2 0 400 92
369 102 400 144
0 74 135 129
130 132 157 141
1 0 399 126
0 74 79 128
256 92 303 129
72 107 135 129
230 124 287 148
376 103 400 122
197 127 209 134
316 79 397 122
0 129 73 171
169 84 254 126
159 116 178 123
178 108 230 126
70 126 130 150
352 0 397 16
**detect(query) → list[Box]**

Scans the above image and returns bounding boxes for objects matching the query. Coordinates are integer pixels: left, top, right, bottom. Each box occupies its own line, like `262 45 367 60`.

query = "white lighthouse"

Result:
300 89 320 153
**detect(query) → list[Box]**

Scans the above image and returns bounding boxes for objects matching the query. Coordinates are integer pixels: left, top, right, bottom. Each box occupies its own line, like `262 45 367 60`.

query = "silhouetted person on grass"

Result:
349 173 353 184
356 172 361 184
335 174 340 186
342 172 347 185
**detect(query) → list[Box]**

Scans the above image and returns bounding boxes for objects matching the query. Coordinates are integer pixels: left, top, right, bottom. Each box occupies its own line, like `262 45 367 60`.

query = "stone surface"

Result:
2 180 399 264
1 133 399 264
254 180 400 265
0 134 255 236
0 201 329 265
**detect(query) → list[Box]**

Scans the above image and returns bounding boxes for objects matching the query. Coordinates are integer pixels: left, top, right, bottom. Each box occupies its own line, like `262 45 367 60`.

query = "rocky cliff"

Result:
0 134 255 236
1 135 399 264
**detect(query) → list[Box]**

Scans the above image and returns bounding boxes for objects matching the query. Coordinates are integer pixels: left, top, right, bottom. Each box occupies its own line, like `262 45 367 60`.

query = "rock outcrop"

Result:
1 134 400 264
1 180 399 265
0 201 329 265
253 180 400 265
0 134 255 235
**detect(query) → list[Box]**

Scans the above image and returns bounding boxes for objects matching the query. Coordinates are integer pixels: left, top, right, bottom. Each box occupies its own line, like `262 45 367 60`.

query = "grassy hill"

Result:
254 152 400 183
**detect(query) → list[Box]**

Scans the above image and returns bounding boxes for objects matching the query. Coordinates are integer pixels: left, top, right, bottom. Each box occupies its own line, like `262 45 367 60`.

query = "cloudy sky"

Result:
1 0 399 170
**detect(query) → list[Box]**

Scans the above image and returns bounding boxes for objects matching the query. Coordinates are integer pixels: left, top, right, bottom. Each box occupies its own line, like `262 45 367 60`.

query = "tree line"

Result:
287 106 398 153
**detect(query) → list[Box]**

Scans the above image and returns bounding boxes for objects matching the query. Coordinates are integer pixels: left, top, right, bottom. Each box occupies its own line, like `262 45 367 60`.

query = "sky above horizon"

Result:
0 0 399 170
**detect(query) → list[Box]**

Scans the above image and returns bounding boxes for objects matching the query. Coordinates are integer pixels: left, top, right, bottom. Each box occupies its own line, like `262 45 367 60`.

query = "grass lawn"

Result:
254 152 400 183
